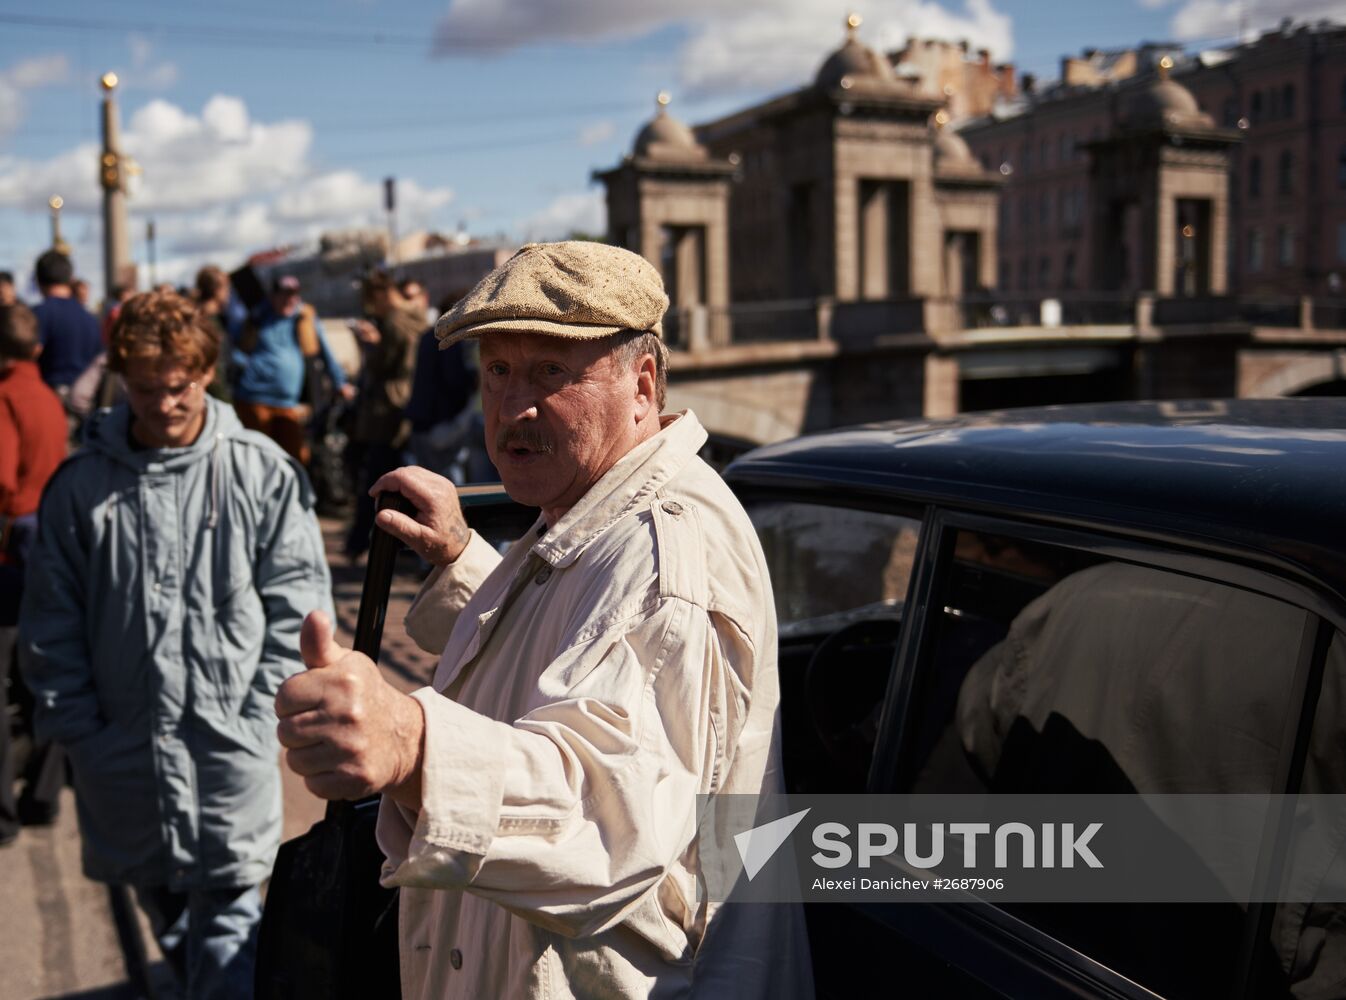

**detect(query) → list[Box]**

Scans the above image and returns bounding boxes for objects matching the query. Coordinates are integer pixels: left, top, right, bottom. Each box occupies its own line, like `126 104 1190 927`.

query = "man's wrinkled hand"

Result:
275 611 424 806
370 466 471 566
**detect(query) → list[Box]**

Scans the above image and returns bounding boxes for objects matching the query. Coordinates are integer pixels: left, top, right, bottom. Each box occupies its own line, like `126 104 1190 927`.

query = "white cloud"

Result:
125 32 180 92
518 189 605 241
1170 0 1342 40
679 0 1012 98
433 0 707 52
1138 0 1174 9
0 54 71 138
0 94 455 293
578 120 617 146
433 0 1013 99
8 54 70 89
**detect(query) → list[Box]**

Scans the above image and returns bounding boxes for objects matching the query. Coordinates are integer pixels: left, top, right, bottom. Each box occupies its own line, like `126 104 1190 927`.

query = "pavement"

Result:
0 515 437 1000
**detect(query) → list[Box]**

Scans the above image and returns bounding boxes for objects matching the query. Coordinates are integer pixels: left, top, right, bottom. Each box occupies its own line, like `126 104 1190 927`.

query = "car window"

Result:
745 499 922 794
901 527 1310 999
746 500 921 637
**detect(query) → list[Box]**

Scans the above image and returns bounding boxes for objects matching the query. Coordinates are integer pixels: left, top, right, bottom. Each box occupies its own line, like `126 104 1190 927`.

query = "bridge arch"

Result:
1245 351 1346 398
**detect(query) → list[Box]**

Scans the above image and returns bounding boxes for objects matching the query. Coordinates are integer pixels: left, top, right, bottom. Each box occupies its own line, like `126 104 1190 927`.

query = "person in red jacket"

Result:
0 303 68 845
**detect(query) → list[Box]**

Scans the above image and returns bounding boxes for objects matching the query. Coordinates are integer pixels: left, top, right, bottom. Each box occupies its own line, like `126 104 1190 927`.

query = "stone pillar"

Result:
99 73 134 293
923 352 960 417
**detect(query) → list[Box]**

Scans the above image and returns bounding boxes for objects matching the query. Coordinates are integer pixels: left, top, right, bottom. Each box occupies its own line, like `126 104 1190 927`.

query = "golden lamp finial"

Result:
1158 55 1173 80
48 195 63 211
100 72 118 92
656 91 671 109
847 13 862 36
933 109 950 128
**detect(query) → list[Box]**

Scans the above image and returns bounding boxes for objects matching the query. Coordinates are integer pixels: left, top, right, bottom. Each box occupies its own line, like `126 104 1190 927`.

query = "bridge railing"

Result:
662 293 1346 353
1150 295 1302 328
954 292 1137 329
665 300 820 350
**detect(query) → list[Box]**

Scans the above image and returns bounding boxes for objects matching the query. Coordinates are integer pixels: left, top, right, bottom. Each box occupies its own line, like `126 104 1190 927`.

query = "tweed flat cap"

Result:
435 241 668 348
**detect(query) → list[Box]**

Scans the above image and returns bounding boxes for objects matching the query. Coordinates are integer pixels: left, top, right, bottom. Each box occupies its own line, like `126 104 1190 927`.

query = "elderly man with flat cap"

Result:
276 241 811 999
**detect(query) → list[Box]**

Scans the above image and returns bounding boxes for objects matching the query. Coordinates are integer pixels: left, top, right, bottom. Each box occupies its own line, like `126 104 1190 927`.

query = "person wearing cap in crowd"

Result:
276 241 812 999
20 289 334 997
0 302 68 846
233 274 353 464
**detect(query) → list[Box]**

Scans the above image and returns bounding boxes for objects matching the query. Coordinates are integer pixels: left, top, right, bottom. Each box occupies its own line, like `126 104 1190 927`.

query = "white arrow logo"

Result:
733 808 811 880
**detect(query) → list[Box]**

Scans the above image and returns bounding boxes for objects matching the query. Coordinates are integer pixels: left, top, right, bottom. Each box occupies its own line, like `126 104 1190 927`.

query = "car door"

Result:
855 510 1346 1000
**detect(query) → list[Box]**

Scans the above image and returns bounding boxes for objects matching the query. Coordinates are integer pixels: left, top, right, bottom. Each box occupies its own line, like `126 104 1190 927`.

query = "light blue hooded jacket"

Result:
20 397 332 889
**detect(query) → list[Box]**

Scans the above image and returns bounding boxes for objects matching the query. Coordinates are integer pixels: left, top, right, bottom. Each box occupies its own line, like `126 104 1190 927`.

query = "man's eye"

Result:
485 363 507 376
540 364 563 376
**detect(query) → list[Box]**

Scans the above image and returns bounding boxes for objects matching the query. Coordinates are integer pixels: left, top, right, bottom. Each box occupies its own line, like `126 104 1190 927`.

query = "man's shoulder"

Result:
582 461 763 613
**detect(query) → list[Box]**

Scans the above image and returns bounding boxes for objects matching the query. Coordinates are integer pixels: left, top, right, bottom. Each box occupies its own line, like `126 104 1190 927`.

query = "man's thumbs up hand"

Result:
299 609 345 670
276 610 425 805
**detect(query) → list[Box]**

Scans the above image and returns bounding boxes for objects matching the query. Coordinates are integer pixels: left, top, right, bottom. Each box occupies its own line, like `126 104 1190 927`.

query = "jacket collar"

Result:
532 410 708 570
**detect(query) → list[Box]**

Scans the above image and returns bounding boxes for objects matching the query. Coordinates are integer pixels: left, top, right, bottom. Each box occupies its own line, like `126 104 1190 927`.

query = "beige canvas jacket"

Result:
377 410 813 1000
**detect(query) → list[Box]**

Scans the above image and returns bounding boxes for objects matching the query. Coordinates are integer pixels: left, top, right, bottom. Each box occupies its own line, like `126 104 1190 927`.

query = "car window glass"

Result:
747 500 920 636
746 500 921 794
903 528 1309 1000
1258 630 1346 999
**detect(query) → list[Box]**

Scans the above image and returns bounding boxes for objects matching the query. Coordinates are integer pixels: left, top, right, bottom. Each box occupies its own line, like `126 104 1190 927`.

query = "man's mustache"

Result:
496 428 555 454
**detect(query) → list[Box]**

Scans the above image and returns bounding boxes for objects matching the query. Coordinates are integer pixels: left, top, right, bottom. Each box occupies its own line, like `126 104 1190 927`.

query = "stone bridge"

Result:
663 292 1346 454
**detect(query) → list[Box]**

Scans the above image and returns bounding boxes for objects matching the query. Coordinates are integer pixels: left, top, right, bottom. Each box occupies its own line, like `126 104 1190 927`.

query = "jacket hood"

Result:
84 396 243 472
84 397 247 530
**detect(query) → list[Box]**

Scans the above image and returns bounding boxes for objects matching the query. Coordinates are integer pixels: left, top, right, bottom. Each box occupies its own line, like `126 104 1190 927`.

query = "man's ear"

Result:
633 352 657 418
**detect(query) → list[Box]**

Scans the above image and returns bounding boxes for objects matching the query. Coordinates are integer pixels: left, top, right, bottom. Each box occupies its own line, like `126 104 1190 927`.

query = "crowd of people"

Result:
0 241 798 999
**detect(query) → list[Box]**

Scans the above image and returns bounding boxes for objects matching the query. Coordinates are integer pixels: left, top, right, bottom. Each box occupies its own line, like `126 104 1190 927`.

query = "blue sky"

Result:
0 0 1336 297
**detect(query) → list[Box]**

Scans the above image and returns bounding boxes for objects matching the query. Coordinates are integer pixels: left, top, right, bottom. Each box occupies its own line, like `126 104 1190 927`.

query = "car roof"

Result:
725 399 1346 603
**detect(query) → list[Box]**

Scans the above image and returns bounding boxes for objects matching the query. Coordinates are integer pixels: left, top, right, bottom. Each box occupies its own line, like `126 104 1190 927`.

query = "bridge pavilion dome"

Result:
633 93 707 162
815 13 896 90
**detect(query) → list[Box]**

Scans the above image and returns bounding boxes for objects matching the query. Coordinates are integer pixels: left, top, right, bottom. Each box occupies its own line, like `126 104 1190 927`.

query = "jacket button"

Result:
534 566 552 585
662 500 684 515
449 948 463 970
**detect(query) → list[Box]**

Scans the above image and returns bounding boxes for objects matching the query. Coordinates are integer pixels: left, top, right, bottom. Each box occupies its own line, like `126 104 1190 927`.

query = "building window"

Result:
1023 143 1032 173
1040 138 1050 169
1248 228 1264 272
1249 156 1261 199
1250 90 1263 124
1269 87 1281 120
1063 250 1077 290
1222 97 1238 127
1278 150 1295 196
1060 134 1071 162
1338 222 1346 263
1341 76 1346 113
1021 197 1032 230
1282 83 1295 121
1278 226 1295 267
999 259 1010 289
1040 192 1050 227
1019 256 1030 291
1038 255 1051 289
1338 145 1346 189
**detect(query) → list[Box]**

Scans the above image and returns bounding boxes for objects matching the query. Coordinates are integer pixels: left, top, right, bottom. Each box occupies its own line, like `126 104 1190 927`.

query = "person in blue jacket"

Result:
232 273 353 464
31 250 101 404
20 289 334 998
